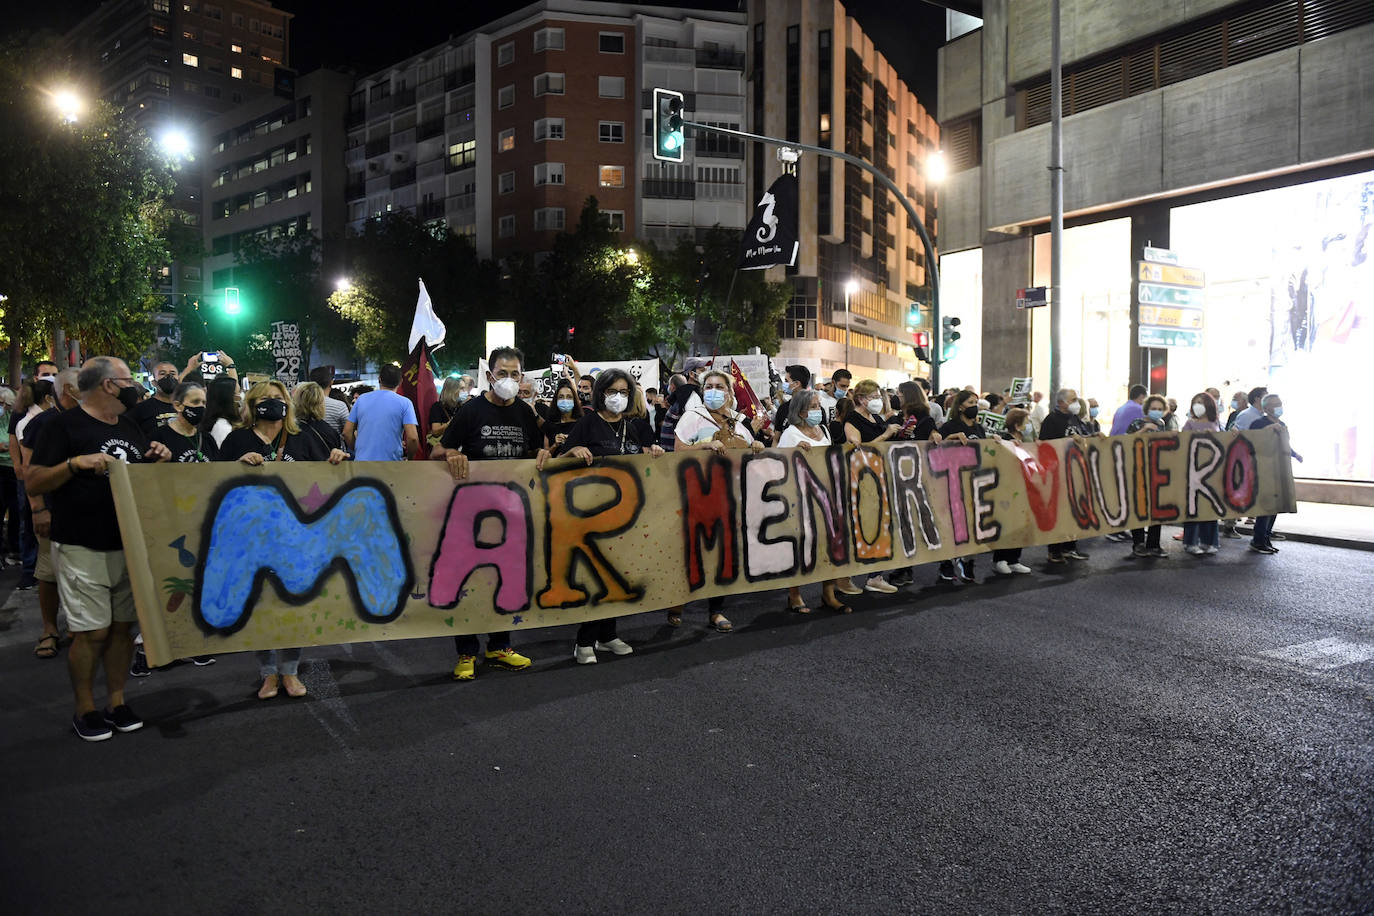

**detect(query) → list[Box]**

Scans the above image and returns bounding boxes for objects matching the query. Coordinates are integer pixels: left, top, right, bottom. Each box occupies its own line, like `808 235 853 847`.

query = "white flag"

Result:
407 279 446 353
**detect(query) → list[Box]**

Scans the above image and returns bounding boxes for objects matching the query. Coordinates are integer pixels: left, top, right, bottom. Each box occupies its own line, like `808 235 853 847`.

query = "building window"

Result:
533 27 564 52
533 72 565 97
447 139 476 168
602 210 625 231
183 53 199 67
599 165 624 188
534 207 565 231
498 84 515 109
231 66 243 79
499 170 515 194
152 0 169 12
231 11 243 27
598 121 624 143
231 42 242 54
498 128 515 152
599 33 625 54
534 117 565 142
499 214 516 237
497 42 514 66
204 4 221 19
598 76 625 98
534 162 565 186
183 27 198 41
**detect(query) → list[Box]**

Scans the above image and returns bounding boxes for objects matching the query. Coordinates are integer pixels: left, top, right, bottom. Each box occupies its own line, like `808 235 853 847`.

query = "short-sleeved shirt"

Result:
296 418 344 462
429 401 458 428
892 413 938 442
778 423 830 448
30 407 153 551
562 412 657 457
439 394 542 461
151 424 219 463
1126 417 1165 434
347 389 417 461
216 427 308 463
323 396 351 436
21 406 61 451
674 406 753 446
128 396 178 438
938 418 991 440
843 410 889 443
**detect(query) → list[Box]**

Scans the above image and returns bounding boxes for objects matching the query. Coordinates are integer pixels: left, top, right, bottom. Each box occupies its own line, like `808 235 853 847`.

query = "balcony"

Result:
696 48 745 70
346 108 365 129
449 192 475 212
444 67 475 91
417 118 444 141
417 199 444 221
644 46 694 65
345 181 365 200
364 137 391 157
389 165 416 189
643 178 695 200
696 181 744 201
394 87 416 109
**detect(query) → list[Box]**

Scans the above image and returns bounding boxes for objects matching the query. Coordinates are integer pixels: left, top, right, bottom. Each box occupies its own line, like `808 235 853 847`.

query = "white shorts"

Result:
53 543 137 632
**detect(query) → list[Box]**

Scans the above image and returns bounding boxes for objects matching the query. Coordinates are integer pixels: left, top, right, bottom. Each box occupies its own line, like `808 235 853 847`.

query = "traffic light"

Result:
225 287 241 315
652 88 685 163
913 330 931 363
941 315 961 360
906 303 922 332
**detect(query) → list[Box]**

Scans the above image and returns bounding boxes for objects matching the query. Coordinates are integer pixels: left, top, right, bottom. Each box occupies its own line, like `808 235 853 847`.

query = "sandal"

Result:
710 614 733 632
787 601 811 615
33 633 59 659
821 600 853 615
666 611 682 627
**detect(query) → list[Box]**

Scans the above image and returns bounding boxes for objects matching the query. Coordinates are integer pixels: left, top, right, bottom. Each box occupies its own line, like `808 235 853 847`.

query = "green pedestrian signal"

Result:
941 315 961 359
653 88 685 163
225 287 241 315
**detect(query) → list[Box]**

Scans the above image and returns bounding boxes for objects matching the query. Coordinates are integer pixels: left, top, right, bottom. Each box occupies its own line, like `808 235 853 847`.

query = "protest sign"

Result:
270 322 303 386
1010 377 1033 405
113 428 1298 665
979 411 1007 432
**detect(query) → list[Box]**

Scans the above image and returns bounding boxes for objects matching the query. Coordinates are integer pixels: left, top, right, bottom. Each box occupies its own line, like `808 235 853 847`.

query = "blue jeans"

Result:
256 648 302 676
16 479 35 579
1182 521 1219 548
1252 515 1276 548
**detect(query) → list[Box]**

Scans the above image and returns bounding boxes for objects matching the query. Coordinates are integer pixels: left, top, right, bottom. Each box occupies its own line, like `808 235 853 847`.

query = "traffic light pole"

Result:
678 119 945 391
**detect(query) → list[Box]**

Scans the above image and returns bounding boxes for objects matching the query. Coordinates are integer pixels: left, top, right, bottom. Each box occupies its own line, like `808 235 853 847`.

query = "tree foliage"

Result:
0 37 174 379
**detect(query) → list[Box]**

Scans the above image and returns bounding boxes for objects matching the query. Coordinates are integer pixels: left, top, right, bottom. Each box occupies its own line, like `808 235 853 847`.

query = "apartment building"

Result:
342 0 748 258
749 0 941 387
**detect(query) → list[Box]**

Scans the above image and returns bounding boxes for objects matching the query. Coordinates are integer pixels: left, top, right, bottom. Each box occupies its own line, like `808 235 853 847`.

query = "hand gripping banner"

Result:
111 428 1297 665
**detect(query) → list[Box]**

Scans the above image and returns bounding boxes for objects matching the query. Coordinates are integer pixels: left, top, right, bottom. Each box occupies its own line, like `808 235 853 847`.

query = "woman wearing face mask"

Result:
150 382 218 462
428 376 467 445
1247 394 1297 554
555 369 664 663
840 380 900 594
1125 395 1170 558
201 375 243 448
1081 398 1102 434
292 381 352 462
216 381 346 699
991 407 1035 575
936 389 993 583
540 378 583 456
671 369 764 630
1179 392 1222 556
777 389 852 614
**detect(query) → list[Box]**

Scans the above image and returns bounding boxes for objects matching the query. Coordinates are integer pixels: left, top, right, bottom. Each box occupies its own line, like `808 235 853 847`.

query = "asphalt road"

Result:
1 533 1371 914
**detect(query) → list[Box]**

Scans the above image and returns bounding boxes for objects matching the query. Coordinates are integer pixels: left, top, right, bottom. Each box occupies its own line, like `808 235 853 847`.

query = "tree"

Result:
0 37 173 382
231 232 352 373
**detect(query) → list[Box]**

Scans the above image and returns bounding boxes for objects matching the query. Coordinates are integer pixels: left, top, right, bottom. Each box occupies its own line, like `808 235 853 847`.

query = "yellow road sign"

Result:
1139 305 1204 329
1137 261 1205 287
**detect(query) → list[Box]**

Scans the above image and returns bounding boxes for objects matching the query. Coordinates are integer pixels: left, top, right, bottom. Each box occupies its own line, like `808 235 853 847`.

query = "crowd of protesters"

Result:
2 348 1295 742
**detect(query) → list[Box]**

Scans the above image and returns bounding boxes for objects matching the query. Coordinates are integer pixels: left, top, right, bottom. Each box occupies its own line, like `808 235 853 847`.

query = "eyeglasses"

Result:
107 377 135 385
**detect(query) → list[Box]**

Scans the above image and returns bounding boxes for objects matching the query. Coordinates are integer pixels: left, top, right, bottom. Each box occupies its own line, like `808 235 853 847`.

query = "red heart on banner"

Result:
1015 442 1060 530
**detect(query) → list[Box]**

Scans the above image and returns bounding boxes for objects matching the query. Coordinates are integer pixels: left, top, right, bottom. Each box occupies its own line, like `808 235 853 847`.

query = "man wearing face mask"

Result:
1083 397 1102 434
127 361 181 437
432 346 548 680
772 364 811 440
26 357 172 741
1040 388 1092 563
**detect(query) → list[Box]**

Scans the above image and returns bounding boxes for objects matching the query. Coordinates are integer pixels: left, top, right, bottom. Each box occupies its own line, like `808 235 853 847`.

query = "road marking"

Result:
1259 636 1374 671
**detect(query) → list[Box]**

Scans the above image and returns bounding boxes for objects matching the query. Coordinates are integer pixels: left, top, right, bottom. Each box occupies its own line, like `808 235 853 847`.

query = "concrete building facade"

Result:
749 0 940 388
341 1 748 259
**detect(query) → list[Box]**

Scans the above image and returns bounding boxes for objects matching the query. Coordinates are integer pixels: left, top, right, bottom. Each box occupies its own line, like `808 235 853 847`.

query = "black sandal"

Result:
787 601 811 615
821 600 853 615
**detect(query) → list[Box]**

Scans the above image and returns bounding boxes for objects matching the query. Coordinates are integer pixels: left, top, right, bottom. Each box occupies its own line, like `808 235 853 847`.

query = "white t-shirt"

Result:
210 417 233 448
674 406 753 446
778 423 830 448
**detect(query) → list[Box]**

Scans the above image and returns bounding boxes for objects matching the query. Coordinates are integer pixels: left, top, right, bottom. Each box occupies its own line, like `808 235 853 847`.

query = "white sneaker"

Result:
992 560 1013 576
864 575 897 594
1202 545 1218 555
573 645 597 665
595 638 633 656
1185 545 1204 555
1009 563 1032 574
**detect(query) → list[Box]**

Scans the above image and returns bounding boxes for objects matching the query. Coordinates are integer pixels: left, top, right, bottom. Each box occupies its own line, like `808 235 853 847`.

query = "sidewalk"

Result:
1241 501 1374 552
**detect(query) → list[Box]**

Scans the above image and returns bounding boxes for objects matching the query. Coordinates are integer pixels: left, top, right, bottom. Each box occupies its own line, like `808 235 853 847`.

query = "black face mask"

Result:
255 399 288 421
962 405 980 420
113 383 141 412
181 405 205 426
157 375 178 395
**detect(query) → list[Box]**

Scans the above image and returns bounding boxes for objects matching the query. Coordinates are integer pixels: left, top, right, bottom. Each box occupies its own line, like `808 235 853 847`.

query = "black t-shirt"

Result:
128 396 178 438
562 412 657 457
938 418 990 440
440 395 543 460
216 427 310 462
7 410 21 437
21 406 61 450
893 413 938 441
30 407 153 551
542 418 579 454
844 411 889 443
151 424 219 463
295 418 343 462
1126 417 1165 434
428 401 458 428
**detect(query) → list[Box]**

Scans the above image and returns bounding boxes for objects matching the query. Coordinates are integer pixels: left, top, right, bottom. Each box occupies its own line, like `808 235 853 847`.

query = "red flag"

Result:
729 359 769 429
399 339 438 459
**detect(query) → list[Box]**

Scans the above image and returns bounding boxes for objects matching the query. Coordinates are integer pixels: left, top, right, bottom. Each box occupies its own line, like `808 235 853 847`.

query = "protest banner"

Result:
270 321 302 386
113 428 1297 665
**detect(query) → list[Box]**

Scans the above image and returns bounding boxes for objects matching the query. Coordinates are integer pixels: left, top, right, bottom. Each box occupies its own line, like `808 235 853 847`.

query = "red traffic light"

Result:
912 330 931 348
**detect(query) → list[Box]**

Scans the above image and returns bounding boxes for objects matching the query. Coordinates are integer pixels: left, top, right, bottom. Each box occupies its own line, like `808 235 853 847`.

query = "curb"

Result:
1236 525 1374 554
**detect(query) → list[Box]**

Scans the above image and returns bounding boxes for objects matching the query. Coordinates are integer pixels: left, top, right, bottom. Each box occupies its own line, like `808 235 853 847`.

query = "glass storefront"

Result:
1171 168 1374 482
938 248 983 390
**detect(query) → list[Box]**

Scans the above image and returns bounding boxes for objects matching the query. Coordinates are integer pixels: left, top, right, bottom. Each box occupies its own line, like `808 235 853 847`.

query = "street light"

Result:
335 277 352 292
927 150 948 184
160 127 193 161
51 89 83 123
844 279 860 372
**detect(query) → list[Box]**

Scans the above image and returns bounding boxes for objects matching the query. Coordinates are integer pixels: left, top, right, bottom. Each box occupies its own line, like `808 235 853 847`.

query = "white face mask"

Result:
1192 402 1206 417
491 377 520 401
867 398 885 415
604 392 629 415
1065 400 1080 415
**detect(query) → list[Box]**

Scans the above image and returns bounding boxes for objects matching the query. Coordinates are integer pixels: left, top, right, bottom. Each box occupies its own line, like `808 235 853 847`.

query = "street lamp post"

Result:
844 279 860 373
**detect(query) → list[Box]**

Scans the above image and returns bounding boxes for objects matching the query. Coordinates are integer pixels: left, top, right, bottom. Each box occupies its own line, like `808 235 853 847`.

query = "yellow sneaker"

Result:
485 647 531 671
453 655 477 681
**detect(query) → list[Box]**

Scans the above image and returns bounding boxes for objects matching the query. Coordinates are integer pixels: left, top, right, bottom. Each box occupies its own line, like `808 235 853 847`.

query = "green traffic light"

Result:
664 134 679 151
225 286 242 315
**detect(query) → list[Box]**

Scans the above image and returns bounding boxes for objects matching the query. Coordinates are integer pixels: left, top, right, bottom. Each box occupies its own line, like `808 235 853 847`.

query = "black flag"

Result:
739 173 799 270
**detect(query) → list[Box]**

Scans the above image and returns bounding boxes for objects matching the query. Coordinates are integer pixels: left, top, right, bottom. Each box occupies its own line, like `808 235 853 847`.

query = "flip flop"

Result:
821 601 853 615
710 615 733 632
666 611 682 627
33 634 59 659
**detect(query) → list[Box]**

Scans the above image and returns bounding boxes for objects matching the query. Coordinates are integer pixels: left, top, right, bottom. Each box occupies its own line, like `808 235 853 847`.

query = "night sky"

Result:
10 1 949 112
